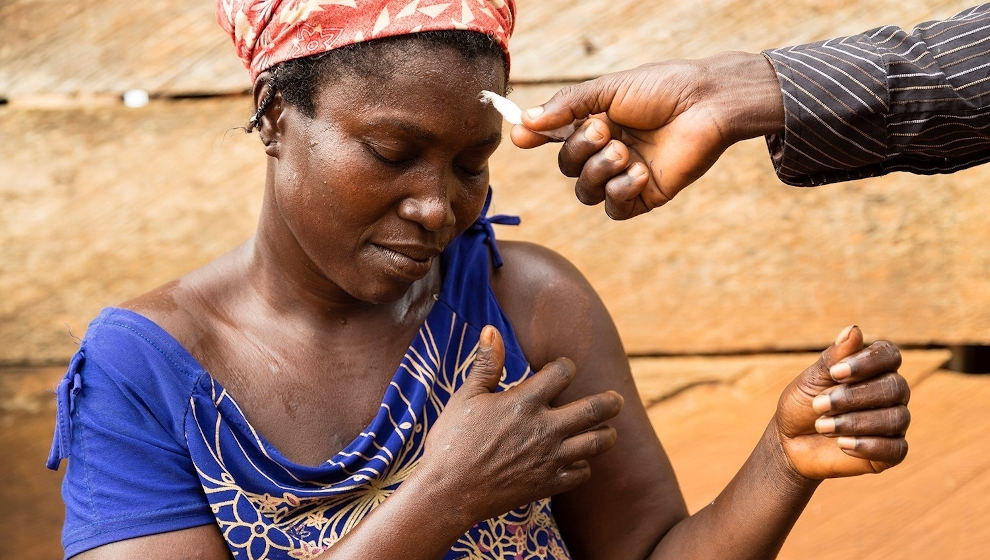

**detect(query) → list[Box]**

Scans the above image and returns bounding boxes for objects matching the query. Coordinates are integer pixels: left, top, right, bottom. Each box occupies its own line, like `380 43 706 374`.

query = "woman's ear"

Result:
252 71 285 158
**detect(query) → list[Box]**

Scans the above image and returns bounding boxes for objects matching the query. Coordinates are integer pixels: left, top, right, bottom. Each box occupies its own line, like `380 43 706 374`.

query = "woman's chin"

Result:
350 270 433 305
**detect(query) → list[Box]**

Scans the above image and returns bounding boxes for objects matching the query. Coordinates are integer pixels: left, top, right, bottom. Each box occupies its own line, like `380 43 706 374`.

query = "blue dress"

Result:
47 194 572 559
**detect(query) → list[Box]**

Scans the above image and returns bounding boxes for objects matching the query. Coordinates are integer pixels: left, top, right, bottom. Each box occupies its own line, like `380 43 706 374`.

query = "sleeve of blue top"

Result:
48 319 216 558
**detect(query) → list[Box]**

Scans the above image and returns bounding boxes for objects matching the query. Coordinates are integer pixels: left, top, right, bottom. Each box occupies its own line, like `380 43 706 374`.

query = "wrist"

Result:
403 459 478 537
702 51 785 143
761 419 822 495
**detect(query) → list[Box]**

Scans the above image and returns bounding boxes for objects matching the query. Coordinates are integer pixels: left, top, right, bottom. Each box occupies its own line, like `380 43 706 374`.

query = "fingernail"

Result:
829 362 852 382
834 324 857 346
815 417 835 434
480 325 494 347
629 163 648 178
525 106 544 120
584 122 604 142
837 436 857 450
812 394 832 414
605 142 623 161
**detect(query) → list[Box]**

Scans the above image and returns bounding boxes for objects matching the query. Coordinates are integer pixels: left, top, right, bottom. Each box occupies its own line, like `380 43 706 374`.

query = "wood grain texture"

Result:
0 0 974 98
509 0 975 81
0 0 250 99
3 89 990 363
645 355 989 560
0 98 264 364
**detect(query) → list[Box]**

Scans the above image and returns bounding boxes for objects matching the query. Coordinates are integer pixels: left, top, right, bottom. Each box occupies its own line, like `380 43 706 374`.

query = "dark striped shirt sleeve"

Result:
762 4 990 186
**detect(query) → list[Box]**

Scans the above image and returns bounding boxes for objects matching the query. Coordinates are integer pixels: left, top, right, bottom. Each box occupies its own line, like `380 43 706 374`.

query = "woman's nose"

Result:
396 175 457 231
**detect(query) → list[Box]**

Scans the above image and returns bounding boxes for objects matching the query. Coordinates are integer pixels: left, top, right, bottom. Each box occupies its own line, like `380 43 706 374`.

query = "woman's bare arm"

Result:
493 240 908 559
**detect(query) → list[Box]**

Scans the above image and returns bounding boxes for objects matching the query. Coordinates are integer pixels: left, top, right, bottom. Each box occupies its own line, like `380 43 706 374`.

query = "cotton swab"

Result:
479 90 578 141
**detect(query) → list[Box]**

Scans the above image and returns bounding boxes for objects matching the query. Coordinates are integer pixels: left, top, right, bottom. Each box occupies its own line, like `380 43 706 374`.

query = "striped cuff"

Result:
764 4 990 186
763 38 889 187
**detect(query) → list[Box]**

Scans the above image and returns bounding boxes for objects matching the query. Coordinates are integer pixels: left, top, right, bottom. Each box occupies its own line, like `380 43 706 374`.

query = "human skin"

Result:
72 45 909 559
511 52 785 220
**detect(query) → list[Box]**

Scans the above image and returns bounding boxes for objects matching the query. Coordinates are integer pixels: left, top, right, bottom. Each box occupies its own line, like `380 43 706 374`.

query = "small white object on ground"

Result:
123 89 149 108
479 90 577 141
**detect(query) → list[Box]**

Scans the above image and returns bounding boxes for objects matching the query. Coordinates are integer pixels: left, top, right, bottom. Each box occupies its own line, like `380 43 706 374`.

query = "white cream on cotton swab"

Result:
479 90 578 141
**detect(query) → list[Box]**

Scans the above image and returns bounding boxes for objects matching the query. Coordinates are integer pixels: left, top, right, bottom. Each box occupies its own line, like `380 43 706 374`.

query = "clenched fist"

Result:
773 325 910 480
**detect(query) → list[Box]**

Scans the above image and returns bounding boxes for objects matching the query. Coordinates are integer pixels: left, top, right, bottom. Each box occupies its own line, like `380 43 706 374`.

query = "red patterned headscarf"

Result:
218 0 516 82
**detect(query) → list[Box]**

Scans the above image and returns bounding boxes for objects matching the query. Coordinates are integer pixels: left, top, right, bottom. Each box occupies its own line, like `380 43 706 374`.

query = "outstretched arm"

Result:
494 241 909 559
513 4 990 218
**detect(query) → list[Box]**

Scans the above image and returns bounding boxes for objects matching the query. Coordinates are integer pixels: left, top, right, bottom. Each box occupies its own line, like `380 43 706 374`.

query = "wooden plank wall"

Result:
2 0 985 364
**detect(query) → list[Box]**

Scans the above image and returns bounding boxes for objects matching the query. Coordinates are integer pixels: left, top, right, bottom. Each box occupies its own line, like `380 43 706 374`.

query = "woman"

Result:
47 1 911 559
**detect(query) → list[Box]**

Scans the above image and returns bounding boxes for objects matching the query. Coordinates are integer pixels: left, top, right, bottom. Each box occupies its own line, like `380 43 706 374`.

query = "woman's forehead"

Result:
310 51 505 131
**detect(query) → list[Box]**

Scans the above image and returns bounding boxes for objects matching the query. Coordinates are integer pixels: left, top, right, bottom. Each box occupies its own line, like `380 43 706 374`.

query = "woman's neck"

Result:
243 181 439 332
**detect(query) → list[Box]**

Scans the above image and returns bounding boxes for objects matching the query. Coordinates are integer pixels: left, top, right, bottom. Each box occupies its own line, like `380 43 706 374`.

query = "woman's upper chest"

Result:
195 314 427 467
125 289 430 468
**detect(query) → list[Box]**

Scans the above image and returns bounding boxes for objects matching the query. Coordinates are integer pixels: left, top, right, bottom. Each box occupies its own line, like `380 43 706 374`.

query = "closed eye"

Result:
363 142 414 167
458 163 488 177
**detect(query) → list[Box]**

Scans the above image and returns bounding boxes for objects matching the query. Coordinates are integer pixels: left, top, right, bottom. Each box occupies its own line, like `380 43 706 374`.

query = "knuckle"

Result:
894 374 911 402
833 414 851 433
893 439 909 463
555 84 579 106
873 340 902 367
875 373 910 406
558 148 581 177
588 434 604 455
895 406 912 431
574 178 603 206
585 397 603 422
471 353 492 372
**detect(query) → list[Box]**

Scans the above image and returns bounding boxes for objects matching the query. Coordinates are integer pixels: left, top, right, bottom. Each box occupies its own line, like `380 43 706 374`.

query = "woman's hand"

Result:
774 325 911 480
418 325 624 525
511 52 784 220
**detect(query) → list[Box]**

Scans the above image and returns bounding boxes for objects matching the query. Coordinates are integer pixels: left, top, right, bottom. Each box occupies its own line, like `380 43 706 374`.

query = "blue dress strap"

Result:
468 188 521 269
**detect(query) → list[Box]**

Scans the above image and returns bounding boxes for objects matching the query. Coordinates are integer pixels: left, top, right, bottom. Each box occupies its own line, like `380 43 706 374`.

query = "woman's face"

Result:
268 47 506 304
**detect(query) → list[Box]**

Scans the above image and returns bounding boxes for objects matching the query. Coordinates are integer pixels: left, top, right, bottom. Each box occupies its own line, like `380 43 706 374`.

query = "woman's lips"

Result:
371 243 438 281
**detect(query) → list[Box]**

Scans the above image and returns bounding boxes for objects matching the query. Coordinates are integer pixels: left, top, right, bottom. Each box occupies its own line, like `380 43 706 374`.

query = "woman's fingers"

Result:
815 405 911 437
835 436 909 470
552 390 624 434
813 372 911 415
558 425 619 464
828 340 902 383
515 357 577 403
553 459 592 493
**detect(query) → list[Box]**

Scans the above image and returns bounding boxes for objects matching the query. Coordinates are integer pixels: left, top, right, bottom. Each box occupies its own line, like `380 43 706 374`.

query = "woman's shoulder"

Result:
117 246 245 362
119 279 210 359
491 240 592 298
79 301 207 395
491 240 609 369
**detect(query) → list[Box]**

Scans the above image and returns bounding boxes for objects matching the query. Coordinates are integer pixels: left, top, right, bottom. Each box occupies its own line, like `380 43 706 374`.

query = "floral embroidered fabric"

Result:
49 191 570 559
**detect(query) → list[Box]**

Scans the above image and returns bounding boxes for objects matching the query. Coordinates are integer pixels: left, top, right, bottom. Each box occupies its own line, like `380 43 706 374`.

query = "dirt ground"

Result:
3 350 985 559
